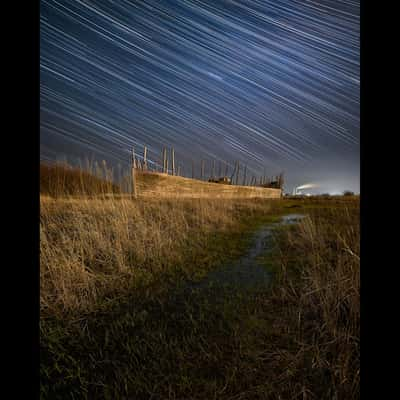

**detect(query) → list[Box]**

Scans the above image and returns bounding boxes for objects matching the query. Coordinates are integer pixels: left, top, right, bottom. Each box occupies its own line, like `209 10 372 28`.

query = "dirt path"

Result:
166 213 306 311
190 213 305 291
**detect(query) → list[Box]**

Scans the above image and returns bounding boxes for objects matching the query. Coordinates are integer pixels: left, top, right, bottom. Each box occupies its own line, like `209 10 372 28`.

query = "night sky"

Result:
40 0 359 194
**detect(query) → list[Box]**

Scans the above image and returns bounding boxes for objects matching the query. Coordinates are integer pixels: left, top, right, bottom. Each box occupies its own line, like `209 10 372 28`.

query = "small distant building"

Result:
208 177 231 185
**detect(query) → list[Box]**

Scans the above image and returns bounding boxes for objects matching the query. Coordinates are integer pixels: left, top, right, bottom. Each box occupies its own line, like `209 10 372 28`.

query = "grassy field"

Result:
40 164 359 399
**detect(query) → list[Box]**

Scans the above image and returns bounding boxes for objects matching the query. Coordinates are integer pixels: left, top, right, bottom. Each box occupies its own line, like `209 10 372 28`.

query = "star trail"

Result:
40 0 360 193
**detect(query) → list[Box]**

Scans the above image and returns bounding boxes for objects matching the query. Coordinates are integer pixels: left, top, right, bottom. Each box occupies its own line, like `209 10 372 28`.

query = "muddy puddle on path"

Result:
184 213 306 295
147 213 306 325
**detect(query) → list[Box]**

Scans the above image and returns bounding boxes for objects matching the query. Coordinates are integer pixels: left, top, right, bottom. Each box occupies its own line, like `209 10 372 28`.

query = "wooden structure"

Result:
130 145 284 198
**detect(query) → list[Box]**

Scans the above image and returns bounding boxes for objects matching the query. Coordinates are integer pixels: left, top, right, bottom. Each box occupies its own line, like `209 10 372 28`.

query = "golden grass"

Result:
40 162 123 197
40 195 274 317
267 203 360 398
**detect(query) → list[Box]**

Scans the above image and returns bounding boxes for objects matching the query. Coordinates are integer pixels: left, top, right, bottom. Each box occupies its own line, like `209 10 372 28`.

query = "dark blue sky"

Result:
40 0 359 194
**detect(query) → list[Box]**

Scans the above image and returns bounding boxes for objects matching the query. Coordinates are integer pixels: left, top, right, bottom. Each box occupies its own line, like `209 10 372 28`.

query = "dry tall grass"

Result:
267 203 360 398
40 195 274 317
40 162 280 317
40 162 123 197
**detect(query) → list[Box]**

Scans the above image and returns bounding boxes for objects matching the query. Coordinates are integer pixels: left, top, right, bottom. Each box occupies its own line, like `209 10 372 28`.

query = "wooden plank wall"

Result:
134 171 282 199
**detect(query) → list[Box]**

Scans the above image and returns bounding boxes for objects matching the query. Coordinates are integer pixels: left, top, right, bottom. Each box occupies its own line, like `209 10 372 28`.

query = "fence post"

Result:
162 148 167 173
171 147 175 176
201 160 205 180
242 164 247 186
230 161 236 183
131 147 137 198
235 161 240 185
278 172 284 189
143 146 147 171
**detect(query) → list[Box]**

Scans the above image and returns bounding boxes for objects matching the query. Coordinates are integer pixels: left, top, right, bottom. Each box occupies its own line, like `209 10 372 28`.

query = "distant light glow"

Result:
296 183 318 190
